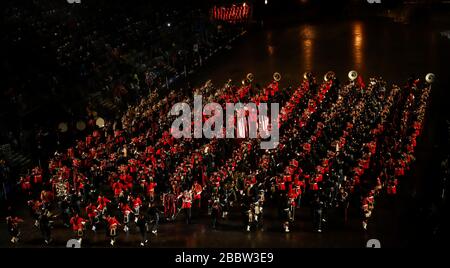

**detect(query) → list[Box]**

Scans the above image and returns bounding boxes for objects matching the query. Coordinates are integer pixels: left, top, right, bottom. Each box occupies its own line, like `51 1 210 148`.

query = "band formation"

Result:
6 71 433 247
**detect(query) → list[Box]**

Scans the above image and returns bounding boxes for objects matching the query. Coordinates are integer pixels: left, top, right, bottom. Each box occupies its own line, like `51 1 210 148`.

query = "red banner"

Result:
212 3 251 23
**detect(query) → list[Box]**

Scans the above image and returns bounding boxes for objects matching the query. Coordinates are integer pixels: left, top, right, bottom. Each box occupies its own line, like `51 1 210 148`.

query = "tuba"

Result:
425 73 435 84
348 70 358 81
324 71 336 82
273 72 282 82
96 117 105 128
246 73 254 83
303 72 313 81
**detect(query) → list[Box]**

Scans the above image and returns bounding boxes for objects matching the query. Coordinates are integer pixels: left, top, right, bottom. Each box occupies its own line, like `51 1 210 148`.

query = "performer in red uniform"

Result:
146 179 157 204
120 202 133 232
70 214 86 241
85 202 98 231
106 215 120 246
97 194 111 215
276 176 286 192
131 195 143 218
19 176 32 196
192 181 203 209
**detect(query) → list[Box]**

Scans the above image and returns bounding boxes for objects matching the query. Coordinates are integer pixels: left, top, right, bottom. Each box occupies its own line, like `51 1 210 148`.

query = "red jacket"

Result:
86 204 97 218
132 197 142 209
107 217 120 229
97 197 111 210
70 216 85 231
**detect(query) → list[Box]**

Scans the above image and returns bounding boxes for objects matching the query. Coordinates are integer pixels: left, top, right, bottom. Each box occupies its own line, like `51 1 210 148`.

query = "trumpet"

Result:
273 72 281 82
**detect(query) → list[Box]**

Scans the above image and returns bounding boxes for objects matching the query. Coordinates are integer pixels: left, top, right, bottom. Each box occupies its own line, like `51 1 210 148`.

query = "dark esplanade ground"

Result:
1 6 449 248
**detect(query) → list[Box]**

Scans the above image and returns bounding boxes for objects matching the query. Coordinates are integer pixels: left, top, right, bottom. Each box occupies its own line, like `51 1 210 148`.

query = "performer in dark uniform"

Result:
280 192 292 233
60 196 71 228
6 215 23 244
136 214 148 246
211 195 221 229
147 204 160 235
39 209 53 245
337 187 349 226
312 195 324 233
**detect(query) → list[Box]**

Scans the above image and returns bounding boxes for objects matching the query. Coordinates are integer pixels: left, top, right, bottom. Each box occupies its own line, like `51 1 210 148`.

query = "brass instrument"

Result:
273 72 281 82
246 73 254 83
425 73 435 84
348 70 358 81
96 117 105 128
303 72 313 81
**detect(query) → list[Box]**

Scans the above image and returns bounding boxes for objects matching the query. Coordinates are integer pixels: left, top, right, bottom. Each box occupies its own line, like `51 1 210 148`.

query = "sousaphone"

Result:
303 72 313 81
425 73 435 84
348 70 358 81
246 73 254 83
273 72 281 82
96 117 105 128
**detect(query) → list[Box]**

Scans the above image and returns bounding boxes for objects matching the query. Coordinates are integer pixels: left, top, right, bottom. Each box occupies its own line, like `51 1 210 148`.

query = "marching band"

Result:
4 71 433 247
